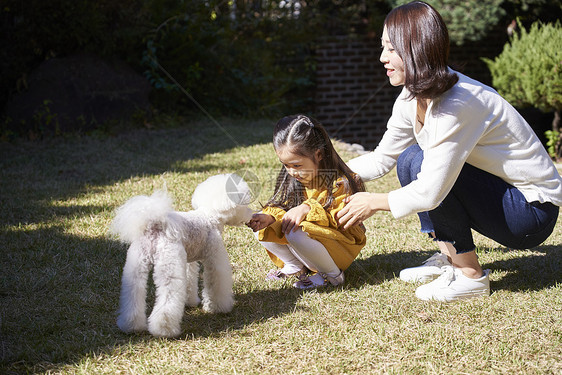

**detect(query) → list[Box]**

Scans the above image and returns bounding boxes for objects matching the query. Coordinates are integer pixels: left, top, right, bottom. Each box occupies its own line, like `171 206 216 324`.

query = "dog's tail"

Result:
110 190 174 244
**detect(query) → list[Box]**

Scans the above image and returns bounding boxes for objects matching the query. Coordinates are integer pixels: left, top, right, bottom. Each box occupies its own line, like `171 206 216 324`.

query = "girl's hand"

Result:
281 203 311 233
336 192 388 230
247 213 275 232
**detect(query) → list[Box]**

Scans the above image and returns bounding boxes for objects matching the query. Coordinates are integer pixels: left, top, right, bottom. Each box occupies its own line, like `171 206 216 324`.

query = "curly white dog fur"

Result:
110 173 254 338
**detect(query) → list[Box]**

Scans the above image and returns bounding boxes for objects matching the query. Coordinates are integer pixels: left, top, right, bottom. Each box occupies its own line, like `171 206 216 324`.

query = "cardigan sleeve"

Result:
387 92 489 218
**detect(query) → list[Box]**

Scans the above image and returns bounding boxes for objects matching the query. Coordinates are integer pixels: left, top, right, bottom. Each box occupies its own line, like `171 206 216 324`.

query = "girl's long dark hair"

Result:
266 114 365 211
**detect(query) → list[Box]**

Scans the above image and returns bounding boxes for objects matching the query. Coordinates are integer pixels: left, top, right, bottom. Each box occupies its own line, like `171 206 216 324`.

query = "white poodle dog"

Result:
110 173 254 338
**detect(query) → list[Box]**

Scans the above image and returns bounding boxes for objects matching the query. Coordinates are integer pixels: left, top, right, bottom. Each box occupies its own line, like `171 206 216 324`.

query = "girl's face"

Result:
380 26 405 86
276 145 322 188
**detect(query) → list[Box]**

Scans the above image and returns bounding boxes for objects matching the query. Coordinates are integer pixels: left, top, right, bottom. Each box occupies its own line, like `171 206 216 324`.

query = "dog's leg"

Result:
117 240 151 333
201 239 234 313
148 239 187 338
185 261 202 307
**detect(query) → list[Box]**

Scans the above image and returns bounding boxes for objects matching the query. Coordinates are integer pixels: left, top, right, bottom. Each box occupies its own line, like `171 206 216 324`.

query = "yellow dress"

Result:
258 178 367 271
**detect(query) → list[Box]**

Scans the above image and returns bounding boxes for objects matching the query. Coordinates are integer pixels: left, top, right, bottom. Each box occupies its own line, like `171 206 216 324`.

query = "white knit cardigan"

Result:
348 70 562 219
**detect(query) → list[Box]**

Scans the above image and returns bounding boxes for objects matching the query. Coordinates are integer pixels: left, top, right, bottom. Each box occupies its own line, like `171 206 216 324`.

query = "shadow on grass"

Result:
347 244 562 293
345 252 408 287
2 230 561 373
0 227 305 373
485 245 562 292
0 121 279 372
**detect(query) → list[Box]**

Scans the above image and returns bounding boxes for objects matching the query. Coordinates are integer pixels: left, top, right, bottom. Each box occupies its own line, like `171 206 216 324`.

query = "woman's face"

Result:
380 26 405 86
276 145 321 188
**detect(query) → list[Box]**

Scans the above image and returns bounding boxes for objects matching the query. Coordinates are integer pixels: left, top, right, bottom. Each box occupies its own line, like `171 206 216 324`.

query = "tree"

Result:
483 20 562 159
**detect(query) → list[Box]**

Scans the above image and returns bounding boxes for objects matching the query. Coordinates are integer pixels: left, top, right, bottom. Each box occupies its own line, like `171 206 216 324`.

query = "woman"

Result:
336 1 562 301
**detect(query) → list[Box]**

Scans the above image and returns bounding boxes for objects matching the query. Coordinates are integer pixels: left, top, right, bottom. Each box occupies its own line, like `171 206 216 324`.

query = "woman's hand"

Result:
281 203 311 233
336 192 389 230
247 213 276 232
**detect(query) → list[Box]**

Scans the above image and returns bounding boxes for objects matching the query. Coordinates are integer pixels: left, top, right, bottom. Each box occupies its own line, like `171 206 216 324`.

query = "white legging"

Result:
256 228 340 277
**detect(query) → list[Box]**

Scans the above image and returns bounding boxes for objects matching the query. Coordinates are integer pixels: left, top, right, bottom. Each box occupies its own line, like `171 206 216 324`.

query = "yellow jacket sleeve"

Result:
303 181 347 229
303 198 330 226
257 206 288 245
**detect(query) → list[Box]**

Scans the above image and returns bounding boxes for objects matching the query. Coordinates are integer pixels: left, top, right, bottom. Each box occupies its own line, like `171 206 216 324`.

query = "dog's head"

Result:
191 173 254 226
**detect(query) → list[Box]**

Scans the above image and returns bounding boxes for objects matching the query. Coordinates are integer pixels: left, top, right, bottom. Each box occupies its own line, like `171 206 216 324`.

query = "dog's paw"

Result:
148 319 182 338
186 294 202 308
147 311 183 338
117 314 148 333
202 296 234 314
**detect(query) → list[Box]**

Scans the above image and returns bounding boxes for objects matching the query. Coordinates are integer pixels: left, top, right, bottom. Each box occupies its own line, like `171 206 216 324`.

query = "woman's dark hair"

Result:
266 114 365 211
385 1 458 99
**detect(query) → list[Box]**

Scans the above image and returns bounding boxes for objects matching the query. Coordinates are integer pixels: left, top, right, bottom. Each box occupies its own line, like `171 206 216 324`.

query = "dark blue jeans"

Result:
397 144 559 253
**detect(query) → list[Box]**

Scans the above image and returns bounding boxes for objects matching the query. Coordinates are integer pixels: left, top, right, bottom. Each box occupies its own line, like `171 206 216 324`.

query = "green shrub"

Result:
142 0 316 117
483 20 562 158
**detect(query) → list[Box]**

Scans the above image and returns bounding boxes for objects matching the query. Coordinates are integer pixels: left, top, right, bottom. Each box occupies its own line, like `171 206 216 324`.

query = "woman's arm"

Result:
335 192 390 229
388 91 488 218
348 88 416 181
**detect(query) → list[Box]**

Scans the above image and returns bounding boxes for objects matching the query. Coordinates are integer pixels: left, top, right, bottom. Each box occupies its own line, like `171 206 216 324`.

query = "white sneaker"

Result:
415 266 491 302
399 252 452 283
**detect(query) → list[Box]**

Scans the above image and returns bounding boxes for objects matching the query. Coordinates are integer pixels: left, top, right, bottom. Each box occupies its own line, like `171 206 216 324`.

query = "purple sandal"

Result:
266 267 308 281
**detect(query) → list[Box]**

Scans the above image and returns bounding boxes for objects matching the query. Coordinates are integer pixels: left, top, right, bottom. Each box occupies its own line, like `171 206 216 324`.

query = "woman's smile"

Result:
380 26 405 86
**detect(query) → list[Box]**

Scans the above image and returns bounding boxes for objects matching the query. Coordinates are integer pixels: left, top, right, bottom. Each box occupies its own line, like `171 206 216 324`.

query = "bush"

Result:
1 0 393 126
142 2 316 117
483 20 562 158
0 0 145 112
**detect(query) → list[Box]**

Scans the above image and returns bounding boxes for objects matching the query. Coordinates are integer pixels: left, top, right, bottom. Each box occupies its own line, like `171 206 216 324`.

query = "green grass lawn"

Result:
1 118 561 374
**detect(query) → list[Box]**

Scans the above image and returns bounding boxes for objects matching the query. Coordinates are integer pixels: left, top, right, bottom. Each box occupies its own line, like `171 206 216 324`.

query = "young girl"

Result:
247 114 367 289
